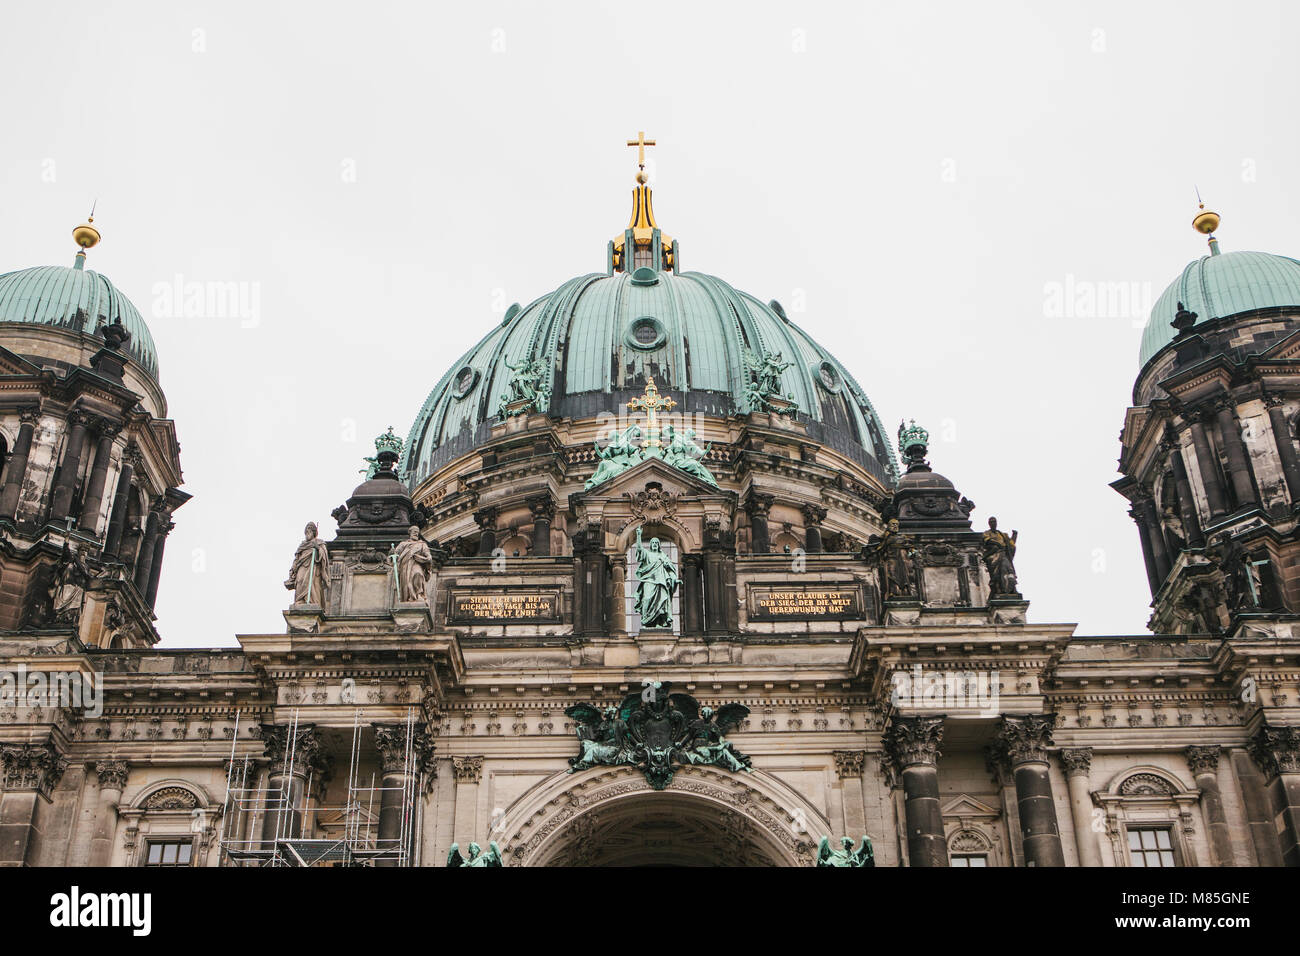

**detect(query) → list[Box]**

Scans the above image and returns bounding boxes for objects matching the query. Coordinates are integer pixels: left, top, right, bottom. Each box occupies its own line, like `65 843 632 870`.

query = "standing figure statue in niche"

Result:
285 521 330 607
50 543 92 625
661 424 718 487
981 517 1019 596
585 425 644 490
633 526 679 628
393 525 433 603
866 518 916 599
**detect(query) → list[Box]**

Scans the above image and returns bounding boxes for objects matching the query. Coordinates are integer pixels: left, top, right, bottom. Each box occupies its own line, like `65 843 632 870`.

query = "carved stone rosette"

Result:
833 750 867 779
373 723 436 776
1184 744 1221 776
452 755 484 784
1058 747 1093 779
883 715 944 769
1 743 68 799
997 714 1054 766
1248 725 1300 779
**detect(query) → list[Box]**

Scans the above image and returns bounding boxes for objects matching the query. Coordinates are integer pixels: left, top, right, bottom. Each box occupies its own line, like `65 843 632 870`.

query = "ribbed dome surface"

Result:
403 268 895 485
0 264 159 377
1139 250 1300 368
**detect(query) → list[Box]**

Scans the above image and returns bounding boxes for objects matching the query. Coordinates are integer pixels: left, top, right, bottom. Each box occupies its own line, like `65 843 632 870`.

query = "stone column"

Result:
1128 502 1162 595
0 407 39 519
1186 745 1234 866
49 409 90 522
884 715 948 867
681 553 703 635
744 492 773 554
1166 438 1205 548
373 723 434 867
996 715 1065 867
1135 495 1171 583
474 506 498 556
527 495 554 557
87 760 128 867
1230 749 1284 866
257 725 324 846
1214 397 1257 510
78 423 119 536
451 756 483 848
144 518 174 609
834 750 868 838
702 519 733 637
102 444 138 559
574 522 606 638
1265 395 1300 507
133 504 164 595
0 743 67 866
607 553 627 639
801 504 826 554
1060 748 1102 867
1188 412 1228 520
1247 725 1300 867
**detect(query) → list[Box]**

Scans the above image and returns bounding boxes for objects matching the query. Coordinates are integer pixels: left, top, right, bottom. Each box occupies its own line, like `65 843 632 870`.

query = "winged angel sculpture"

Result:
816 835 875 867
565 683 752 790
446 841 503 867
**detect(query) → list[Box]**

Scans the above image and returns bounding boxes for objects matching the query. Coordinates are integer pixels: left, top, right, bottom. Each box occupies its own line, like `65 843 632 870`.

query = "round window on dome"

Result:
813 360 841 393
452 367 479 399
626 316 667 351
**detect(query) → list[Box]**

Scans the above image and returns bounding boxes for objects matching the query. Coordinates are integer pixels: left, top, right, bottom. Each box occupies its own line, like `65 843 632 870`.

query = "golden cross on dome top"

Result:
627 375 676 448
627 130 656 170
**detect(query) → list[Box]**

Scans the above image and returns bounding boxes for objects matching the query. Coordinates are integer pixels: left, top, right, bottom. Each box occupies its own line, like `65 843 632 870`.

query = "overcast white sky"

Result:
2 1 1297 647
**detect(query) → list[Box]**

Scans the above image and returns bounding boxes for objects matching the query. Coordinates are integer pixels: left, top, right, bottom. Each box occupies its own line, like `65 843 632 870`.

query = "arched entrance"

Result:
502 765 825 867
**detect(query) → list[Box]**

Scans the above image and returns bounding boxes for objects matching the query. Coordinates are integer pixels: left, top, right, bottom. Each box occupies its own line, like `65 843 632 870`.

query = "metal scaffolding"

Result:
218 708 423 867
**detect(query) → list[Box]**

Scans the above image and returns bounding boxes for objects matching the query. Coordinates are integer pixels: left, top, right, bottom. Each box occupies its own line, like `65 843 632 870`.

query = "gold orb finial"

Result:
73 215 101 251
1192 201 1220 237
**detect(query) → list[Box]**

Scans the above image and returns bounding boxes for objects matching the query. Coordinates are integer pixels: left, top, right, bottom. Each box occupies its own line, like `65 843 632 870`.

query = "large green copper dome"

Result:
0 263 159 377
1139 249 1300 368
403 268 895 486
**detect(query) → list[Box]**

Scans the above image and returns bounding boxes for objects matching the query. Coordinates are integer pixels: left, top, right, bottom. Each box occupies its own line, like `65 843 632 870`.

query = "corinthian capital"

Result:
997 714 1055 765
1184 745 1221 776
883 715 945 769
1 743 68 798
1059 747 1093 778
452 755 483 783
1247 725 1300 779
95 759 130 792
374 723 436 776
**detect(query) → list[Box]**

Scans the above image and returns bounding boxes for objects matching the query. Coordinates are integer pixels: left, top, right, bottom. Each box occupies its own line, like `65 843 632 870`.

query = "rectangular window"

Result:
1127 827 1176 867
145 839 194 867
950 854 988 867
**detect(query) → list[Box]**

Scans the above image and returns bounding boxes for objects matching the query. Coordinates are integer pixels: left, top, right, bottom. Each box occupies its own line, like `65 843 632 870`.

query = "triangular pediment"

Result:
0 343 45 376
1259 328 1300 361
582 454 728 500
941 794 1000 819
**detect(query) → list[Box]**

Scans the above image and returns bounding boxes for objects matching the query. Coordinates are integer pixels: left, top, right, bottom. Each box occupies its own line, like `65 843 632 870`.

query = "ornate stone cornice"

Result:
94 759 129 792
1 743 68 799
1247 725 1300 779
373 723 436 776
883 715 944 769
1184 744 1221 776
997 714 1055 765
453 755 483 783
832 749 867 779
1059 747 1093 778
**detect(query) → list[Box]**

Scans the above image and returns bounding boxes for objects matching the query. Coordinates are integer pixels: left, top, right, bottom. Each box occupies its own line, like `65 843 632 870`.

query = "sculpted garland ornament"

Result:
564 682 752 790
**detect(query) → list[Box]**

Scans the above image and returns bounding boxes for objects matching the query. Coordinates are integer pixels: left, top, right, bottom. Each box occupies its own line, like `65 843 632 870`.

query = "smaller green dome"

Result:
1139 250 1300 368
0 264 159 377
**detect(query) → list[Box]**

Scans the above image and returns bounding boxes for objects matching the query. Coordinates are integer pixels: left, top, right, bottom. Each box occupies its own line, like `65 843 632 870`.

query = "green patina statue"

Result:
446 841 503 867
816 835 875 867
585 425 644 490
497 356 552 417
633 526 678 629
360 426 404 479
744 348 799 416
565 682 752 790
661 424 718 487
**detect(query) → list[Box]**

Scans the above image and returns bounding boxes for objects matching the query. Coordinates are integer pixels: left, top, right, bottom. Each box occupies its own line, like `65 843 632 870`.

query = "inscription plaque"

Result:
747 584 864 621
449 588 562 624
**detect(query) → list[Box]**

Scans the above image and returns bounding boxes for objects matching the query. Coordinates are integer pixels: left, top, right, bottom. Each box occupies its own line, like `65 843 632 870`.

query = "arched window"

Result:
1095 768 1199 867
624 537 681 636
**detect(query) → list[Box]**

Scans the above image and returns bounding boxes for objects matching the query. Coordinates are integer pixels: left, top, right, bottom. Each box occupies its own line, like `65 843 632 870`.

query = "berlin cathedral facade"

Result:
0 143 1298 868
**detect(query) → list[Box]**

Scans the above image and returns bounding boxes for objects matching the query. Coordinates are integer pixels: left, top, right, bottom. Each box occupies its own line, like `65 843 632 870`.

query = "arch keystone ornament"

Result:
564 682 751 790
